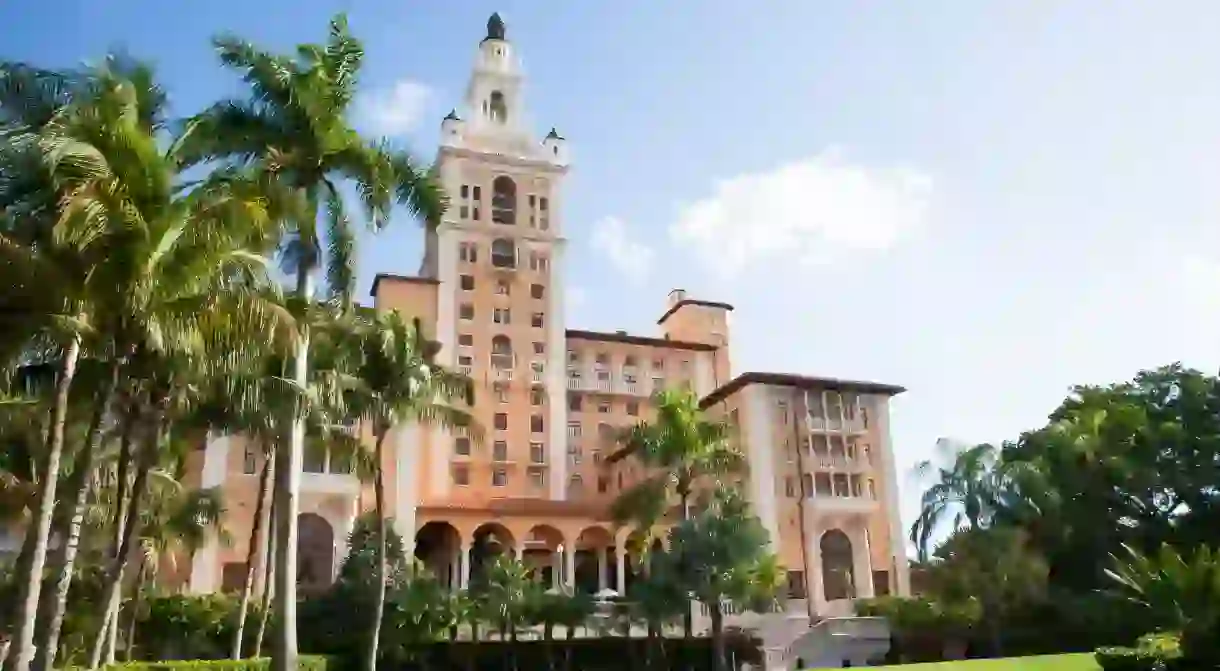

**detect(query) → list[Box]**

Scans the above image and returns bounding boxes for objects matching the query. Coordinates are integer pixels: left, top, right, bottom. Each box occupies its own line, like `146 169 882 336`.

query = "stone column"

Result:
854 527 875 599
552 550 563 589
459 544 471 590
564 547 576 592
616 546 627 594
597 547 608 591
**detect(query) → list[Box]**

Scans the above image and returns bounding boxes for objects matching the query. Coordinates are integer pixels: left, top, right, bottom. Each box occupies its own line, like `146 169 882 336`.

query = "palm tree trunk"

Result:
272 265 312 671
709 602 726 671
124 557 146 662
34 363 120 671
365 430 389 671
254 476 278 659
678 490 694 647
233 449 274 659
89 417 162 670
7 334 82 671
1 520 39 671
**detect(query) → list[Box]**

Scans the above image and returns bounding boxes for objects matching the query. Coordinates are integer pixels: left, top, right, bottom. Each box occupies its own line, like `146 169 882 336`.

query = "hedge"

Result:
1095 646 1181 671
75 656 330 671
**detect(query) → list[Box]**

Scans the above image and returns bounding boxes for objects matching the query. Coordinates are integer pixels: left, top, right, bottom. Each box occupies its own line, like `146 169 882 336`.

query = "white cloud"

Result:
357 79 433 137
590 216 655 282
669 149 933 276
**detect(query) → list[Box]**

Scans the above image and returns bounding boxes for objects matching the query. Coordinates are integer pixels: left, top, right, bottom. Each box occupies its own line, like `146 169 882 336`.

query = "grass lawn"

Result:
812 653 1098 670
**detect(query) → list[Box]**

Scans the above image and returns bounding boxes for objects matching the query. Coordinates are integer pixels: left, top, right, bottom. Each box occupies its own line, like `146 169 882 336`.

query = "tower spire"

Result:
485 12 506 41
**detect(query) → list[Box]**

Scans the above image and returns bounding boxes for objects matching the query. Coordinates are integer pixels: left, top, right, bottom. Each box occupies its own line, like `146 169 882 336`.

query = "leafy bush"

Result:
129 594 252 661
856 596 980 662
67 656 328 671
1094 646 1179 671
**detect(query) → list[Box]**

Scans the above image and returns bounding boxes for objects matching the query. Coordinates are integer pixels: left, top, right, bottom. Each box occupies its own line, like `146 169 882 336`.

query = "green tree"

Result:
610 388 745 639
174 17 445 670
662 488 785 671
346 311 474 671
909 439 1004 561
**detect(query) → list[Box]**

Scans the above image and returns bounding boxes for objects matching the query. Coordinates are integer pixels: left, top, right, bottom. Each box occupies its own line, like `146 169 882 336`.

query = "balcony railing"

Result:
565 368 652 396
532 369 545 383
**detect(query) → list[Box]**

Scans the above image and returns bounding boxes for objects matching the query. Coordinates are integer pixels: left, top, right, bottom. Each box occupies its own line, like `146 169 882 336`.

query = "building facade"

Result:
185 13 910 620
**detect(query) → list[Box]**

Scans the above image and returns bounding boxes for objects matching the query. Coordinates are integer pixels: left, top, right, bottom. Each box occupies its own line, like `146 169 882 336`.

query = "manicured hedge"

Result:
1094 646 1180 671
79 656 330 671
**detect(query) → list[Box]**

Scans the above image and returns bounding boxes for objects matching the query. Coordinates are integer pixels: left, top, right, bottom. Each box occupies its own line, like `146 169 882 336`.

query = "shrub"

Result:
67 656 328 671
1094 646 1178 671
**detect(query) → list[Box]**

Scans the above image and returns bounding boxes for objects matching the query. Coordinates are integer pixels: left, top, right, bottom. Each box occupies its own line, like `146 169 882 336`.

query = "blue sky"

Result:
8 1 1220 531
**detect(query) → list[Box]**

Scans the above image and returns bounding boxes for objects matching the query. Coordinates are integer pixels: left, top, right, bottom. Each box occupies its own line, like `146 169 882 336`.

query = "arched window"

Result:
820 529 855 600
491 335 513 369
568 475 584 497
297 513 335 594
491 238 516 268
489 91 507 123
492 176 516 225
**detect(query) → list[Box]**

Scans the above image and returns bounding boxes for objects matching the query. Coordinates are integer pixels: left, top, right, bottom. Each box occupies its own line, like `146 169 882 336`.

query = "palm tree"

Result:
173 17 445 669
609 387 745 640
346 311 474 671
909 439 1004 561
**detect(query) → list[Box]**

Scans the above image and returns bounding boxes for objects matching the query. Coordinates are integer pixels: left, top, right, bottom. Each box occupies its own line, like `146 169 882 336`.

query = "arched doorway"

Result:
298 513 335 594
820 529 855 601
470 522 515 588
522 524 564 587
415 521 462 589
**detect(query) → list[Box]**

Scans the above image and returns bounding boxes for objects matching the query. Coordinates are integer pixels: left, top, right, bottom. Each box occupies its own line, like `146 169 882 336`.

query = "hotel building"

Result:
184 14 910 632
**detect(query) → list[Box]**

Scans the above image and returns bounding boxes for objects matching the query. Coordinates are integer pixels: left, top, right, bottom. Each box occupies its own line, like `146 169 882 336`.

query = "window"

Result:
533 341 545 355
624 355 638 368
453 465 470 486
460 274 474 291
492 175 516 224
455 437 471 456
567 350 580 364
626 401 639 416
598 476 609 493
459 205 469 219
243 445 258 474
458 355 473 367
489 92 508 124
494 383 509 403
530 414 544 433
459 242 478 263
459 303 474 320
491 238 516 268
492 468 507 487
493 308 511 324
531 283 545 299
568 445 583 464
868 478 877 500
592 450 602 464
652 358 664 371
529 252 549 272
473 207 480 220
595 353 609 366
785 477 796 497
495 280 510 295
540 196 549 211
529 468 545 488
494 413 508 430
530 442 545 464
458 333 473 347
568 475 583 495
597 401 611 414
460 185 469 198
531 312 544 328
473 186 481 201
568 395 582 411
493 441 508 461
567 421 582 437
530 388 545 406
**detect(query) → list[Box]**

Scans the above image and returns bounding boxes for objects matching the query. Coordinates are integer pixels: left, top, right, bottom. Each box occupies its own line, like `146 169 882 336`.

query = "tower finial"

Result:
485 12 506 41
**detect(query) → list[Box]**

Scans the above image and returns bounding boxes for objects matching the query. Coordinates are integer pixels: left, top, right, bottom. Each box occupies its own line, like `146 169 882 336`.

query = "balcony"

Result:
813 454 856 470
807 493 878 516
492 368 514 382
458 365 473 377
566 374 585 391
532 368 545 384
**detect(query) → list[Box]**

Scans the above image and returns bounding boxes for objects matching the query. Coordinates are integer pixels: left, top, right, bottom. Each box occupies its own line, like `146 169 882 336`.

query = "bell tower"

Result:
427 13 573 502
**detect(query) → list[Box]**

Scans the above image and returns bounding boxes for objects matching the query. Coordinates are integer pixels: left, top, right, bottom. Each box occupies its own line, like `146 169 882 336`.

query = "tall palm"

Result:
909 439 1004 562
347 311 474 671
173 17 444 669
609 387 745 639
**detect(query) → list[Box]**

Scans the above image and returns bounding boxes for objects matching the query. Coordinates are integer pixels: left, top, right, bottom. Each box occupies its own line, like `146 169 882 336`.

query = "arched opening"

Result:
491 334 513 370
492 176 516 225
522 524 565 586
491 237 516 268
415 520 462 589
576 526 615 595
470 522 515 588
567 474 584 499
489 91 507 124
297 513 335 594
820 529 855 601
